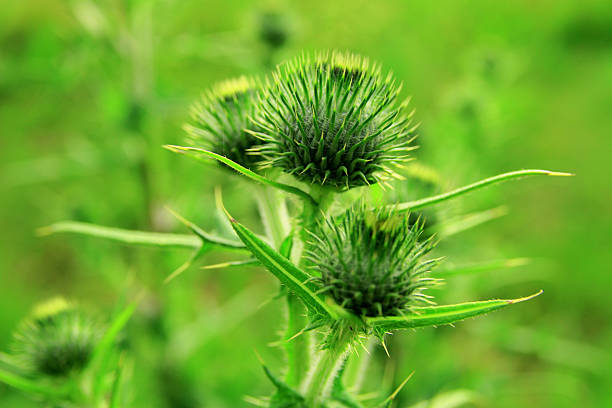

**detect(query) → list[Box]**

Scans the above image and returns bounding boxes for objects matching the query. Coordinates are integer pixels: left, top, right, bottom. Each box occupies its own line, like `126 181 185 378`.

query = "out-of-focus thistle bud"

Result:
252 51 417 190
257 10 290 50
11 298 102 377
184 76 263 171
306 205 440 317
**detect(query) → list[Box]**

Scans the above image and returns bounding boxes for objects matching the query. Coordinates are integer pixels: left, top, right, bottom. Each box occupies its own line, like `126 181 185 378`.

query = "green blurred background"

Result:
1 0 611 407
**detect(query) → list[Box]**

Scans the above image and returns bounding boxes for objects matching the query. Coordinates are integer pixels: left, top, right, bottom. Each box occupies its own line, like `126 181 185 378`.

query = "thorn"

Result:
380 371 415 406
381 337 390 358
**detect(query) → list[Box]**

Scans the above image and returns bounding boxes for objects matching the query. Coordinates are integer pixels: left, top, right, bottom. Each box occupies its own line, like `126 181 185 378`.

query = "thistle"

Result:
184 76 263 170
11 298 102 377
307 205 439 317
252 51 417 190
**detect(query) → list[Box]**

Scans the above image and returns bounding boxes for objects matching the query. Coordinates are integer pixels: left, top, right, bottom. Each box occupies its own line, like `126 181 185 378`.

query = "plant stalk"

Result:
301 324 354 407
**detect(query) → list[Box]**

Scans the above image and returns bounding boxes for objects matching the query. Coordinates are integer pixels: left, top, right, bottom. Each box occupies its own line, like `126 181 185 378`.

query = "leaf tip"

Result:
35 226 53 237
546 170 574 177
508 289 543 304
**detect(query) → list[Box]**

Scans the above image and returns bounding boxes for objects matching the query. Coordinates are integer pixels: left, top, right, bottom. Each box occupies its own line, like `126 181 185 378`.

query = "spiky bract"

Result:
306 205 439 317
11 298 102 377
185 76 263 170
253 51 417 190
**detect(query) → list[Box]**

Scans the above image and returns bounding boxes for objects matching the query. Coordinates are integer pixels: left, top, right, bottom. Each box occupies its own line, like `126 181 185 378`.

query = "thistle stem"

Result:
301 328 353 407
254 184 290 248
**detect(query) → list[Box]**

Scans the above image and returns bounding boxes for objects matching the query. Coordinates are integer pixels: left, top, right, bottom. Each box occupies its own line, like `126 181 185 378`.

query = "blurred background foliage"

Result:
1 0 611 407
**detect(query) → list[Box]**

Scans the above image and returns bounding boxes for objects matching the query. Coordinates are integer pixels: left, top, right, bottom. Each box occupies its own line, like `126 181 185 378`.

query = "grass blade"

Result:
164 145 318 206
396 169 573 212
367 291 542 332
222 208 336 320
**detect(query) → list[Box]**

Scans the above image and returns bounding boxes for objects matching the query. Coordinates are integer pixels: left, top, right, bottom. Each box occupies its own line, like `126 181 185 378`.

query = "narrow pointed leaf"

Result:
38 221 200 248
225 214 336 320
396 170 573 212
38 221 244 249
367 291 542 332
164 145 318 206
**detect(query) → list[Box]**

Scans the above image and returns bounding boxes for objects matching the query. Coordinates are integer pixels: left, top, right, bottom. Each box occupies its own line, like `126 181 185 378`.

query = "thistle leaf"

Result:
164 145 318 206
396 169 573 212
38 221 244 249
262 365 306 408
38 221 200 248
367 291 542 332
224 210 337 320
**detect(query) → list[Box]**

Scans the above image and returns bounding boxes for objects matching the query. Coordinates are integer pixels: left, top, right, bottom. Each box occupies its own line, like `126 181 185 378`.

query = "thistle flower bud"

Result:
11 298 102 377
306 206 439 317
184 76 263 170
253 51 417 190
257 10 289 50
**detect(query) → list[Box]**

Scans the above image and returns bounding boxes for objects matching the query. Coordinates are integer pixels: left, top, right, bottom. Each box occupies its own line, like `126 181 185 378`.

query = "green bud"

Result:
253 51 417 190
11 298 103 377
185 76 263 170
306 205 440 317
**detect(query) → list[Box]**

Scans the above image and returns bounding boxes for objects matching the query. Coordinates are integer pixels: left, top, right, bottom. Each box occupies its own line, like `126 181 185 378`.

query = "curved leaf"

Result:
396 170 572 212
164 145 318 206
225 211 336 320
367 291 542 332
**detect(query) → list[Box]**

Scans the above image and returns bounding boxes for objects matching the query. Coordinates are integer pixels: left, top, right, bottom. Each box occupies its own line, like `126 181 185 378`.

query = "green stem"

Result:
302 327 354 407
344 337 376 393
284 294 309 387
254 185 291 248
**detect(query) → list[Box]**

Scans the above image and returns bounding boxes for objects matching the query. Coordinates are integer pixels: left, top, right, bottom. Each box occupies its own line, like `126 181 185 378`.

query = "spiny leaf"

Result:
396 170 573 212
367 291 542 332
165 206 245 248
431 258 530 278
222 207 337 320
262 365 306 408
38 221 243 249
164 145 318 206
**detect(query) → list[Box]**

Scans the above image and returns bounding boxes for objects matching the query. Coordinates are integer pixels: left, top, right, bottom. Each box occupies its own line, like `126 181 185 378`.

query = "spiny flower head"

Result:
184 76 263 170
11 298 103 377
252 51 417 190
306 205 440 317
